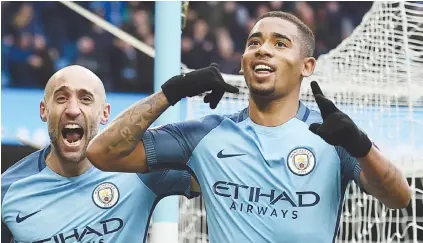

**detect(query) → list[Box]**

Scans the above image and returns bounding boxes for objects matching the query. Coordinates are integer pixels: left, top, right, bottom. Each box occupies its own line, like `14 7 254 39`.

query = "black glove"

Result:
309 81 372 158
161 63 239 109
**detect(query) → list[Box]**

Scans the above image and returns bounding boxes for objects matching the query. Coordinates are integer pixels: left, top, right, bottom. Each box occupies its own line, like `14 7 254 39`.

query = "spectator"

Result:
37 2 67 56
295 2 315 32
10 3 43 36
324 1 343 49
2 1 372 93
214 28 241 74
221 2 250 52
183 19 215 69
87 22 114 89
29 34 55 88
8 33 35 87
256 4 270 19
110 39 144 92
74 36 99 71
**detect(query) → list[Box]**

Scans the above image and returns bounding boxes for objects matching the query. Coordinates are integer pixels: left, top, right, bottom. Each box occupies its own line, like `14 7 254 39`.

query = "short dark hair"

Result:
258 11 315 57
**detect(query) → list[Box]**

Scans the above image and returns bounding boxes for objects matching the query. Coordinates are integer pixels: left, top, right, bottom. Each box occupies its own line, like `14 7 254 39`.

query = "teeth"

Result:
64 139 81 147
254 64 273 72
65 124 81 129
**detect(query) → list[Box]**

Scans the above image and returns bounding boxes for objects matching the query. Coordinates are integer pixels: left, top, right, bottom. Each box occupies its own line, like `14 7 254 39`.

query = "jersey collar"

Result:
242 101 310 122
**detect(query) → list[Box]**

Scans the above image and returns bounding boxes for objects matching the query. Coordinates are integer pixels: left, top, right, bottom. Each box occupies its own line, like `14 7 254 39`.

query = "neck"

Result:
46 146 92 177
248 90 300 127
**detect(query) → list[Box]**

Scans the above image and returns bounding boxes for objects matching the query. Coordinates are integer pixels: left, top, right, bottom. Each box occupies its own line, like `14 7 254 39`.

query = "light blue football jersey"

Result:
1 145 196 243
142 101 363 243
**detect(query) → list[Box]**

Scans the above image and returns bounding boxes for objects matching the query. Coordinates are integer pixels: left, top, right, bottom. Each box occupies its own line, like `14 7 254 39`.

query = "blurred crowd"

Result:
1 1 372 93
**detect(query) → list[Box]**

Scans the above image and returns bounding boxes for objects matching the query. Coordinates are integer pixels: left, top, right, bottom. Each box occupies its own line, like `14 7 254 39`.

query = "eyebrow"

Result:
52 85 70 96
247 32 292 43
53 85 95 98
78 88 95 98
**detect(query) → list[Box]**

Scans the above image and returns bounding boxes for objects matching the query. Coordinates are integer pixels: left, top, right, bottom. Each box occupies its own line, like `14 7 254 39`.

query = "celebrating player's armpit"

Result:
162 63 239 108
308 81 372 158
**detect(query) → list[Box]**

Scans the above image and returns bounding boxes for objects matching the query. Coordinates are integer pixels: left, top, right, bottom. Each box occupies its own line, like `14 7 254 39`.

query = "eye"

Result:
81 96 93 104
56 96 67 103
275 41 287 48
248 40 260 47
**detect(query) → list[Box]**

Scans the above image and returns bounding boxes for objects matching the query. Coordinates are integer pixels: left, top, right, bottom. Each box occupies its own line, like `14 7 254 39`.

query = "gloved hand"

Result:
161 63 239 109
309 81 372 158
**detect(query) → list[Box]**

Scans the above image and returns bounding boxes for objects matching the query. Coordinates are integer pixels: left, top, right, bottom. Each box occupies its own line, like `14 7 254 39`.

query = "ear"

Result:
239 54 244 75
100 103 111 125
40 99 48 122
301 57 316 77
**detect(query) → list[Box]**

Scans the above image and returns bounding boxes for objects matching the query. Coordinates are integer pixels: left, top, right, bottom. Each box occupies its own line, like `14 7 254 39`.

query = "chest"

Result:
2 173 148 243
189 119 345 242
190 122 343 198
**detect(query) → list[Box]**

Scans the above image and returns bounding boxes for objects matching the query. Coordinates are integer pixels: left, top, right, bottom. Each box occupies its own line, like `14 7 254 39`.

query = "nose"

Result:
255 41 273 58
65 98 82 118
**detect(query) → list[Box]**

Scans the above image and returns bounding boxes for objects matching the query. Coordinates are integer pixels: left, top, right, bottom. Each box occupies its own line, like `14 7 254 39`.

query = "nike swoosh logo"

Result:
217 150 246 159
16 210 41 223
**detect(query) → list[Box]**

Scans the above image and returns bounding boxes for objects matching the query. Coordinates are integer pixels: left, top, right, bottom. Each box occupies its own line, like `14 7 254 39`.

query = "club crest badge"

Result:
92 182 119 209
287 147 316 176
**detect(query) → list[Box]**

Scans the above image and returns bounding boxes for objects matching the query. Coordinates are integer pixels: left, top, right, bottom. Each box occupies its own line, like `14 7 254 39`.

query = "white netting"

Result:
180 1 423 243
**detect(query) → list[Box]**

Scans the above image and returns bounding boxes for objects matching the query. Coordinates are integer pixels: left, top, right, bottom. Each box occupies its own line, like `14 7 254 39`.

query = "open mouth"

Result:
61 124 84 147
253 64 275 74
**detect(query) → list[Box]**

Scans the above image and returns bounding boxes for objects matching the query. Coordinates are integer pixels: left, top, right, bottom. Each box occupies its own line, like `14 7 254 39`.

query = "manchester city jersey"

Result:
2 145 196 243
142 101 363 243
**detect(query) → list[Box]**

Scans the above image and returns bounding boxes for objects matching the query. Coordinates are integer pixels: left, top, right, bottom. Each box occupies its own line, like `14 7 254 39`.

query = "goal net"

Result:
180 1 423 243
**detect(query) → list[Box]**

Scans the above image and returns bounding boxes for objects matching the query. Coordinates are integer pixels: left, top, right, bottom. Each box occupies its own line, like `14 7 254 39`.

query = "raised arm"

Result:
309 81 411 209
87 64 238 173
87 91 169 173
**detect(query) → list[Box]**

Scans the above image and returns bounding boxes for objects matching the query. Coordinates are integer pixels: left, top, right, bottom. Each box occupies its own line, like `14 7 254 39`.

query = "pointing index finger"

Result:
310 81 324 97
220 81 239 94
310 81 340 118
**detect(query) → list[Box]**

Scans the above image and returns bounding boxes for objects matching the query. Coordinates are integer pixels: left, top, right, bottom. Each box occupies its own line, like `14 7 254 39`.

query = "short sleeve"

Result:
137 170 199 199
142 116 224 171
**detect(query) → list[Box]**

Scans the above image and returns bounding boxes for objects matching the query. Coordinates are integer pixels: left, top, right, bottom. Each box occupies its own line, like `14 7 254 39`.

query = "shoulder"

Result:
141 108 249 164
195 107 249 129
149 108 248 135
296 101 323 125
1 146 48 204
306 109 323 125
189 107 248 127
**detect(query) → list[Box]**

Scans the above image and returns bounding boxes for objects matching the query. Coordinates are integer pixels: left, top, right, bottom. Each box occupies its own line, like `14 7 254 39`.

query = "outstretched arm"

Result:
309 81 411 209
87 64 238 173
